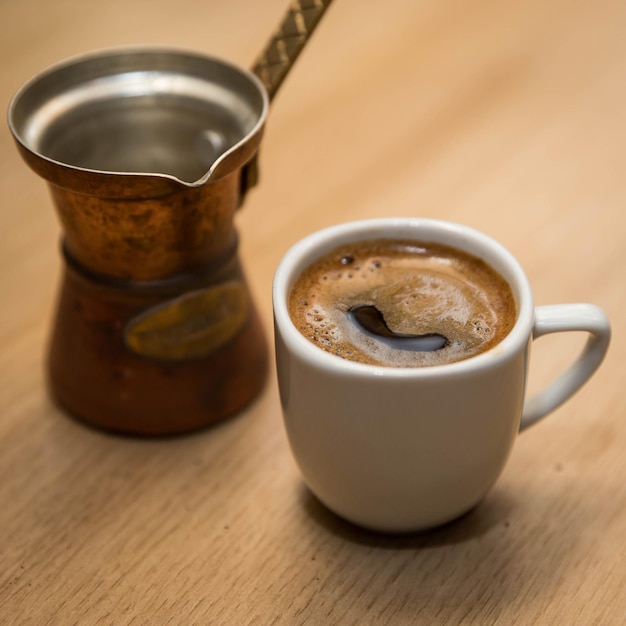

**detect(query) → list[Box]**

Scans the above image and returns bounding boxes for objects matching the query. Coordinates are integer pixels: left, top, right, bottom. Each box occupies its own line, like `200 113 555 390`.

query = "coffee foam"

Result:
288 239 517 367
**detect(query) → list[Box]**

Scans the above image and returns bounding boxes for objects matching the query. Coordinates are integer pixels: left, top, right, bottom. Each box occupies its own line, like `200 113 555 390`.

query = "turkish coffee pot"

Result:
8 1 333 435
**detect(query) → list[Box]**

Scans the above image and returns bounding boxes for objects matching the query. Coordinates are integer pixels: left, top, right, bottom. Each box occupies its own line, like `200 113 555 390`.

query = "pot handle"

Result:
520 304 611 431
252 0 335 101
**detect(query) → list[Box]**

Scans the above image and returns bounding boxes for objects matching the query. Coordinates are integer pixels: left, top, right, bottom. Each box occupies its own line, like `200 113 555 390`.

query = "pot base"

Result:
47 254 268 436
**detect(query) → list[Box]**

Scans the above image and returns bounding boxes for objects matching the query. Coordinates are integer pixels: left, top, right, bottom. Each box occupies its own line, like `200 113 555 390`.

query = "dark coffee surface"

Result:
288 239 517 367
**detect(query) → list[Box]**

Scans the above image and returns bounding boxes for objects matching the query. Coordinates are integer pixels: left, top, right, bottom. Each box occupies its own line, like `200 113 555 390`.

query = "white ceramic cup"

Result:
272 218 611 533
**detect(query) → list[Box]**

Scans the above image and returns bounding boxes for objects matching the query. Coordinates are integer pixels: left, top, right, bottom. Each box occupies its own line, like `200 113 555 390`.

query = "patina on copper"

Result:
8 48 269 435
7 1 336 435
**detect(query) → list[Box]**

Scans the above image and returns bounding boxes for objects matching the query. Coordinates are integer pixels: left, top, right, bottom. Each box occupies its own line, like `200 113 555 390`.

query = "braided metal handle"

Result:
252 0 335 101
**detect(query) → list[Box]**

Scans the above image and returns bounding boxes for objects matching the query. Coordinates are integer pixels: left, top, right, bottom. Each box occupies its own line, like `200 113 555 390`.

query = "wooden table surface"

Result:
1 0 625 623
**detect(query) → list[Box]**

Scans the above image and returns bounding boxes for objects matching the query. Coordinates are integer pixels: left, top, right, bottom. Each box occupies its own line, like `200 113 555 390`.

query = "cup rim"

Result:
272 217 535 377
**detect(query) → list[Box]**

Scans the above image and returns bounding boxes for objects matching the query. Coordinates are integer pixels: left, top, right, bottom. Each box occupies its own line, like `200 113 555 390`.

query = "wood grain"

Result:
1 0 625 623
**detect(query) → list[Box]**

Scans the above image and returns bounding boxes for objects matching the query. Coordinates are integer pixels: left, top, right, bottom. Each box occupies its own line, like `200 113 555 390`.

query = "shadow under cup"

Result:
272 218 609 533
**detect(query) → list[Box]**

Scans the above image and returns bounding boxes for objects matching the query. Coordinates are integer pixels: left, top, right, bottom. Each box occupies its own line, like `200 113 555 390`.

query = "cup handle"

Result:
520 304 611 431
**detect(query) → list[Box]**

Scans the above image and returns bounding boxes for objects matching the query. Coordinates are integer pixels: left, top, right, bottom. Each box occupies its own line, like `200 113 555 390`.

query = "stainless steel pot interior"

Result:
8 48 268 184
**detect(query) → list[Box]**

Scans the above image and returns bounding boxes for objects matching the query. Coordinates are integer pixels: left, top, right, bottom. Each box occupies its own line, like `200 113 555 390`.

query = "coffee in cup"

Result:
287 238 516 368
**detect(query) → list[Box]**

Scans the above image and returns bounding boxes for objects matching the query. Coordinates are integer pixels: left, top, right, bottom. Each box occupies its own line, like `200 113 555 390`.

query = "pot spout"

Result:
8 46 268 198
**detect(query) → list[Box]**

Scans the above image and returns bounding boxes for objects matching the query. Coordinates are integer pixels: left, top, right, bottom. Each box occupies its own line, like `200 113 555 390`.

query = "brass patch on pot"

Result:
125 281 248 360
